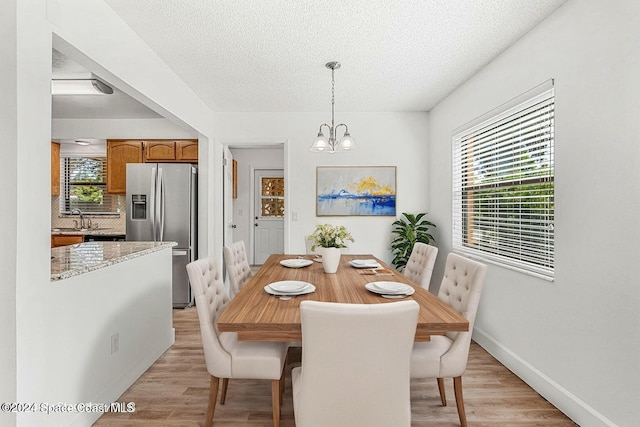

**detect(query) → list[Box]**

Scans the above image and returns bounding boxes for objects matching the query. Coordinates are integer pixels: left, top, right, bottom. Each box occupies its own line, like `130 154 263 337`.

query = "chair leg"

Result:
453 376 468 427
220 378 229 404
205 375 219 427
437 377 447 406
279 366 285 399
271 379 281 427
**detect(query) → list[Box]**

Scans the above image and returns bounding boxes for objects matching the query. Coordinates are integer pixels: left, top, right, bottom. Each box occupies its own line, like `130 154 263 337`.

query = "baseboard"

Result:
64 327 176 427
472 327 617 427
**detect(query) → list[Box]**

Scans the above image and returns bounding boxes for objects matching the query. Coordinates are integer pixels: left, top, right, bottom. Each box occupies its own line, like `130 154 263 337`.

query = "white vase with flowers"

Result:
308 224 355 273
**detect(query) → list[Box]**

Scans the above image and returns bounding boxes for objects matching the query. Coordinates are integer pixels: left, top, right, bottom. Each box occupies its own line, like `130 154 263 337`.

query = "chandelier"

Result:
309 62 356 153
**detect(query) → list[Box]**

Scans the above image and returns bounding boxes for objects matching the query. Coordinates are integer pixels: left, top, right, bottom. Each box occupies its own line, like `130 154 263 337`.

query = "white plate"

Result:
372 281 412 294
280 259 313 268
268 280 313 293
365 282 414 296
349 260 382 269
313 257 323 263
265 282 315 296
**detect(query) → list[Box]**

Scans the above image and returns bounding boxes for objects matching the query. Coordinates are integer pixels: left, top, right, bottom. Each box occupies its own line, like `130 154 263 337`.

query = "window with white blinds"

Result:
452 82 555 279
60 157 120 214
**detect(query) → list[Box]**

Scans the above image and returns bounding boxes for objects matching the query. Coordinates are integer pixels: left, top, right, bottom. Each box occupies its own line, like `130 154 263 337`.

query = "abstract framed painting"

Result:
316 166 396 216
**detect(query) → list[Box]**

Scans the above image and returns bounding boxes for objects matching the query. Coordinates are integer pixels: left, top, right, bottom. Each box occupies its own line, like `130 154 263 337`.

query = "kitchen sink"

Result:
52 227 113 232
52 228 86 232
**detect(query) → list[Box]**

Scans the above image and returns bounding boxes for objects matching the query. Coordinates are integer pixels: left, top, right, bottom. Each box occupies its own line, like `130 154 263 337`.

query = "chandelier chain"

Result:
331 67 336 131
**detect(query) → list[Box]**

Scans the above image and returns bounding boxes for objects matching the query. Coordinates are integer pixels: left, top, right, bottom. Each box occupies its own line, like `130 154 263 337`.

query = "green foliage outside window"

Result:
62 157 119 214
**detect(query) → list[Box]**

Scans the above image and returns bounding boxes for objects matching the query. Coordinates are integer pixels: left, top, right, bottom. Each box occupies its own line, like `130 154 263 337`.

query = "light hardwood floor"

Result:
94 307 577 426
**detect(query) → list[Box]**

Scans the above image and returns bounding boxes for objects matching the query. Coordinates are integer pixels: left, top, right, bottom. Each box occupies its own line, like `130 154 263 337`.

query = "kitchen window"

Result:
452 80 554 279
60 157 120 214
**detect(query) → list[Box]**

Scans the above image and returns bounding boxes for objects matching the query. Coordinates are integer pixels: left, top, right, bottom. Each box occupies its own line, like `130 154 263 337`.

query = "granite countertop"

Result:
51 228 126 236
51 241 177 281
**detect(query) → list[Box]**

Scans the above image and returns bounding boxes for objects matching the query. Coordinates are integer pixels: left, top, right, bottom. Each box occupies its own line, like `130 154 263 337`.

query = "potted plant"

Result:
390 212 436 271
309 224 354 273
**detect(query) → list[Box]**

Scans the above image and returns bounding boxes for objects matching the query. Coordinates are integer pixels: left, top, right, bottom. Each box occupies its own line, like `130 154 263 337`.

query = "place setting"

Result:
279 258 314 268
264 280 316 300
365 281 415 299
349 258 396 276
348 258 382 269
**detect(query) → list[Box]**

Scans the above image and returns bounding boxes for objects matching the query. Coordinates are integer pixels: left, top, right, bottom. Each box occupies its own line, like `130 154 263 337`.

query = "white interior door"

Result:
253 169 284 264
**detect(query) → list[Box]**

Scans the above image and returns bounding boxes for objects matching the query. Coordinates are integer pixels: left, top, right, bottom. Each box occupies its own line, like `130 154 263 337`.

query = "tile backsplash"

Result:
51 195 127 233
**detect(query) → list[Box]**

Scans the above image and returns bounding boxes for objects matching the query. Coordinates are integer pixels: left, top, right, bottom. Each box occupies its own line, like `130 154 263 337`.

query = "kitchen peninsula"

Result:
51 241 176 281
40 241 176 426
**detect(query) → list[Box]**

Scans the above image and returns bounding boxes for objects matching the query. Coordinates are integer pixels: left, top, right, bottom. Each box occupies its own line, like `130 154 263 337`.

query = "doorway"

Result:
225 145 285 264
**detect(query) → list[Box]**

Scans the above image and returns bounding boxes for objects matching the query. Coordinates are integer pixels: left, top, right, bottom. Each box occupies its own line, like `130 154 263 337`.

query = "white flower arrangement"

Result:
309 224 354 251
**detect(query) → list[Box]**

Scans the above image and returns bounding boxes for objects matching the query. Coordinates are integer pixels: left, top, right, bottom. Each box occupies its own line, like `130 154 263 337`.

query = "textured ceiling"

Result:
102 0 567 113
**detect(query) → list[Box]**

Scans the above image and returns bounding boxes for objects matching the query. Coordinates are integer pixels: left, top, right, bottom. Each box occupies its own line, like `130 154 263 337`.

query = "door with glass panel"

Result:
253 169 284 264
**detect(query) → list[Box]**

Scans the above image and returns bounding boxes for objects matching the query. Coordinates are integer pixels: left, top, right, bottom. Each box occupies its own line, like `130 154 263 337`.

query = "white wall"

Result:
3 1 219 426
214 112 430 264
52 118 195 140
0 1 18 424
30 249 174 427
427 0 640 425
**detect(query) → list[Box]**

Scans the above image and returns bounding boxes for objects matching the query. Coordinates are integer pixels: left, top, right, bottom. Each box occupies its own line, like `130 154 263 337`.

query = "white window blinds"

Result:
60 157 120 214
452 82 555 279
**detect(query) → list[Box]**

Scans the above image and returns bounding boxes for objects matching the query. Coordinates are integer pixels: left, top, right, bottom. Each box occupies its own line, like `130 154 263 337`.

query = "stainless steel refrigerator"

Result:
126 163 197 308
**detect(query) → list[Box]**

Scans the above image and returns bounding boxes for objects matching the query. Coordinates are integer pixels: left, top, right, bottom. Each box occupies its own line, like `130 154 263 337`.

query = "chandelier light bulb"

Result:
310 132 329 152
338 132 356 150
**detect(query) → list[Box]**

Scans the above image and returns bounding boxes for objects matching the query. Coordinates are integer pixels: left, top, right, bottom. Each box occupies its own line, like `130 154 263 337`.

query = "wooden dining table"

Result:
217 253 469 342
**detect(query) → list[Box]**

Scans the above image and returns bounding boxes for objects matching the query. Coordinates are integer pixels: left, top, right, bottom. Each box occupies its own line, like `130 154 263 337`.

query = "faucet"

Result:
70 208 85 229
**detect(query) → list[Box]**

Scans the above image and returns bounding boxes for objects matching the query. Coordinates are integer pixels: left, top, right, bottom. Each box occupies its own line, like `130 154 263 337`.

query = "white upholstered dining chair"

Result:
403 242 439 289
410 252 487 427
292 300 419 427
186 255 288 427
223 240 252 297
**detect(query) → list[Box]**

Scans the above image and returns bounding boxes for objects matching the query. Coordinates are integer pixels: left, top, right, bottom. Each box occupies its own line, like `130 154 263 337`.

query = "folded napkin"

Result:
352 259 378 265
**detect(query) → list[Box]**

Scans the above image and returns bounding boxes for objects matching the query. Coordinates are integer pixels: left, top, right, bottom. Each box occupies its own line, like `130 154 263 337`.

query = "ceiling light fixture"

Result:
309 62 356 153
51 79 114 95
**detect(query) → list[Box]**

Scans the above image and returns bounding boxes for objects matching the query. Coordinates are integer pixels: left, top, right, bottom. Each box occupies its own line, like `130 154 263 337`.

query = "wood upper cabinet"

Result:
107 140 144 194
106 139 197 194
176 140 198 162
51 142 60 195
144 140 176 162
144 140 198 162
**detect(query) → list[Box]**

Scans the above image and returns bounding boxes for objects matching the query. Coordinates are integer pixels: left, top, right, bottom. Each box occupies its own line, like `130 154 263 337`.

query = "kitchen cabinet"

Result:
51 234 84 248
176 140 198 162
106 139 197 194
144 141 176 162
144 140 198 163
107 140 144 194
51 142 60 195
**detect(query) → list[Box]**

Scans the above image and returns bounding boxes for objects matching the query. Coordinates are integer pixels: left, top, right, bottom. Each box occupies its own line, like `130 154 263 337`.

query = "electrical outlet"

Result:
111 332 119 354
